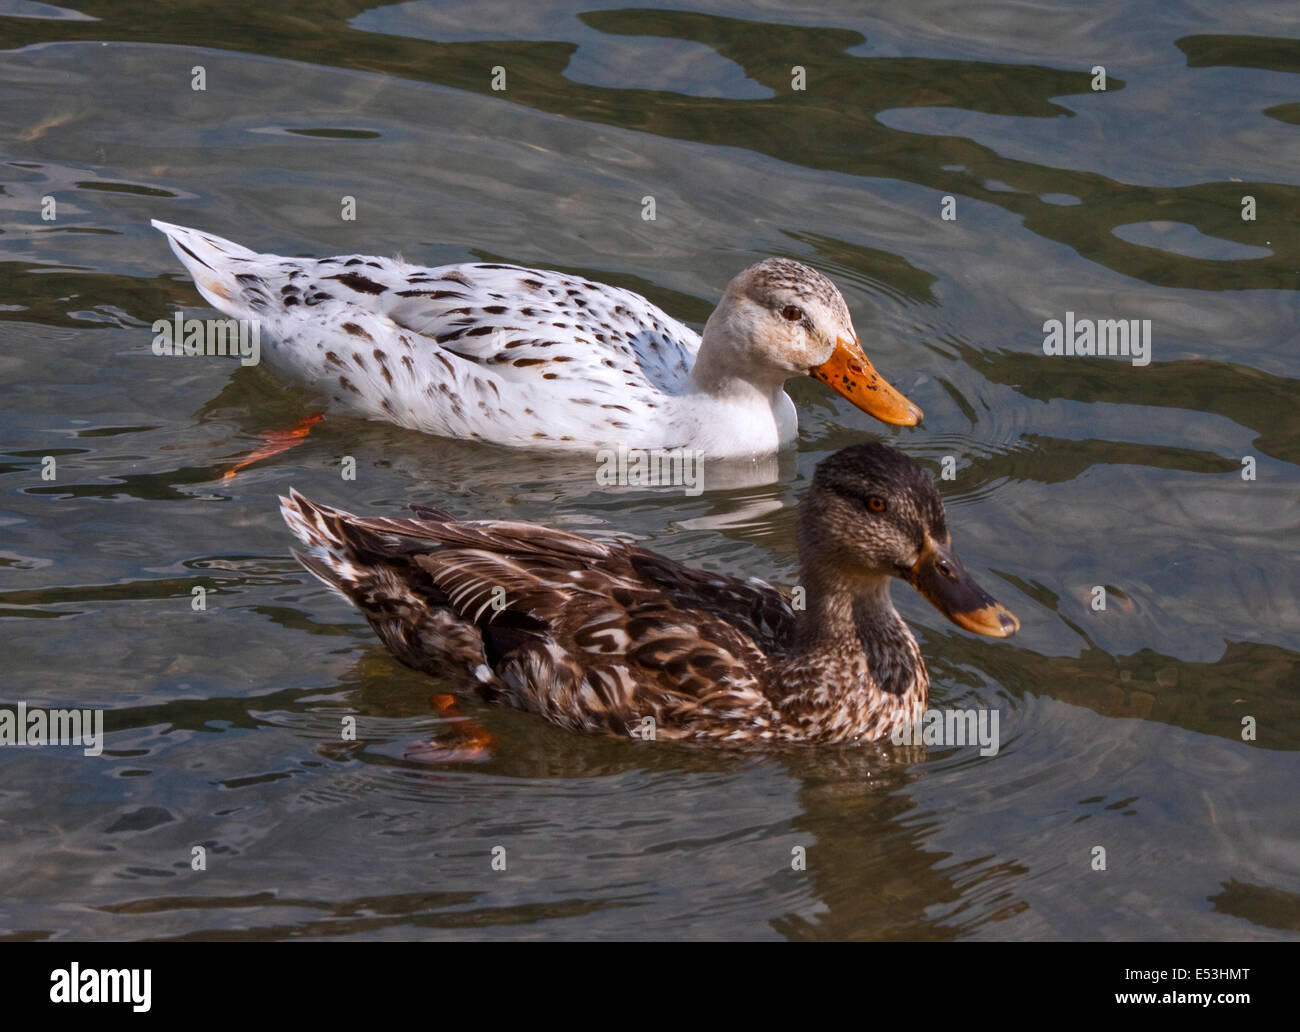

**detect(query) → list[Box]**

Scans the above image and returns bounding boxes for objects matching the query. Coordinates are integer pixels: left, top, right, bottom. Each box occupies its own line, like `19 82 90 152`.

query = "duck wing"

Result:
376 262 698 392
281 491 787 741
153 221 699 448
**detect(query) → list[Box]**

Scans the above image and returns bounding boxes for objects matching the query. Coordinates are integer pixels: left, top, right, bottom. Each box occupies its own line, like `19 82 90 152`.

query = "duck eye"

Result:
780 305 803 322
867 496 887 513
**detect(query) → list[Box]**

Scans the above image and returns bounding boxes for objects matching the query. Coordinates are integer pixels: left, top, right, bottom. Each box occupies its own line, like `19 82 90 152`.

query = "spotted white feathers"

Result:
152 220 906 458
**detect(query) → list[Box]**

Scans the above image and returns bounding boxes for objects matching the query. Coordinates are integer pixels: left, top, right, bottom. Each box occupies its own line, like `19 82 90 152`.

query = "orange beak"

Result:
810 336 922 426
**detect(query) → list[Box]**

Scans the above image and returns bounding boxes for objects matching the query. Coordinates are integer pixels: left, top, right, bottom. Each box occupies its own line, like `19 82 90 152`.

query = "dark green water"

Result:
0 0 1297 940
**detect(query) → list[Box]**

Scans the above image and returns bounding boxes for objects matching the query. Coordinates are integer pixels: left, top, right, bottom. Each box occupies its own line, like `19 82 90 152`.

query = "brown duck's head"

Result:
799 442 1019 637
705 258 923 426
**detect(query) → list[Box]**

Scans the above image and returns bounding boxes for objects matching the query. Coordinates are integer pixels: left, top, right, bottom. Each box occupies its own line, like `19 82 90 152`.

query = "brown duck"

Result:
280 443 1018 745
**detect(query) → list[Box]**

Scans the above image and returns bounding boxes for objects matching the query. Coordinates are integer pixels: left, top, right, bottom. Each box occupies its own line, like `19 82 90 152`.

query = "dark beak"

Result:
907 536 1019 637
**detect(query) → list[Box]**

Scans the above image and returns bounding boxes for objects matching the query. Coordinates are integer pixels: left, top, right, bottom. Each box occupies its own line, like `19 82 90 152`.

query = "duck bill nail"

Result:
810 336 923 426
909 541 1019 638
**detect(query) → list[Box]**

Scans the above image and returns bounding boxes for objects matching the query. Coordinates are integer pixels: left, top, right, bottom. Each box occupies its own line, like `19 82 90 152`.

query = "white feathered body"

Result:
152 221 797 457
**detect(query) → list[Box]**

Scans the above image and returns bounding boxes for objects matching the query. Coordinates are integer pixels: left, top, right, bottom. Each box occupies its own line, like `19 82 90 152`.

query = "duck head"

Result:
799 442 1019 637
696 258 923 426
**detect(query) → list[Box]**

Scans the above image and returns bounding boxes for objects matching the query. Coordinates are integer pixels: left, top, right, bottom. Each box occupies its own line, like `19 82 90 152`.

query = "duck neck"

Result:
692 307 787 403
774 569 928 741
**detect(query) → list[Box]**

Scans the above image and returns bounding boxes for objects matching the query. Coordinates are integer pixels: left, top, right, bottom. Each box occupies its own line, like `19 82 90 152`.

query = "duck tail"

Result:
280 490 492 685
279 488 378 602
151 219 261 319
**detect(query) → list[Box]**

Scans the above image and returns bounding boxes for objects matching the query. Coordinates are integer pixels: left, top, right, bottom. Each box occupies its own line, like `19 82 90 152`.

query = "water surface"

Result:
1 0 1298 940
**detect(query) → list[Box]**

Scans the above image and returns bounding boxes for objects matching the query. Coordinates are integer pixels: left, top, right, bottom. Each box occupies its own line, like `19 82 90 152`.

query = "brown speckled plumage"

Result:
741 257 850 330
281 444 1016 745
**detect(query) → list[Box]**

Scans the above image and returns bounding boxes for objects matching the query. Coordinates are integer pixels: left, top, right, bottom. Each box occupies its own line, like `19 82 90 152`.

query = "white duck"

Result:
152 220 922 458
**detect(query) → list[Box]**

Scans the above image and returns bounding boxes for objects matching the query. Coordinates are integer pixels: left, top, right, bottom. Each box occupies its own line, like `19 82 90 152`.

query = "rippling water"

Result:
1 0 1298 940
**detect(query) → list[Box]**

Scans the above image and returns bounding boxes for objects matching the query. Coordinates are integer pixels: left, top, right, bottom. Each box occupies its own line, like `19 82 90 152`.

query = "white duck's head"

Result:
694 257 922 426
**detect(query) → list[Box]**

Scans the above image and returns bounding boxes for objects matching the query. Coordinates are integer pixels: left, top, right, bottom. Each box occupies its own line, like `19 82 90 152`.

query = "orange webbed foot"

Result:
405 693 495 763
221 413 324 481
